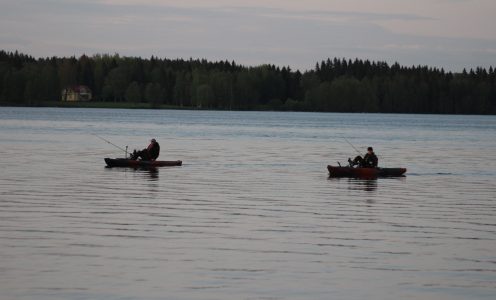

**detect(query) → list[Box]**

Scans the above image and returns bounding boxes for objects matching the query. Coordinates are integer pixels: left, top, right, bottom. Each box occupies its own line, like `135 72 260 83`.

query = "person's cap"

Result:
151 138 156 142
367 147 373 151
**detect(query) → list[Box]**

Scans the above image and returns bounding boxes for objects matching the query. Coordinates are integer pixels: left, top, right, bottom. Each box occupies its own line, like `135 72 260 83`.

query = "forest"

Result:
0 50 495 114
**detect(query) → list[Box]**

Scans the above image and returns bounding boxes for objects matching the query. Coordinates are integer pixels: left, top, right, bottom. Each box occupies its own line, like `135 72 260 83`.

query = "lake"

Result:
0 107 495 300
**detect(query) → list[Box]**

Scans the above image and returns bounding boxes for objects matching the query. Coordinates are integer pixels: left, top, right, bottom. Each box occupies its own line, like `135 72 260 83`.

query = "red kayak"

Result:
105 158 182 168
328 165 406 178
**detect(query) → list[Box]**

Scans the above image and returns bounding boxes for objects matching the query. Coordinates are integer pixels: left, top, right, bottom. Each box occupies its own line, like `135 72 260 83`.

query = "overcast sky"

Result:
1 0 495 71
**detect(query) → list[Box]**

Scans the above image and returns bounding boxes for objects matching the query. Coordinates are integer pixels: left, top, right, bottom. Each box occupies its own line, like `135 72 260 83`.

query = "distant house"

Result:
61 85 92 101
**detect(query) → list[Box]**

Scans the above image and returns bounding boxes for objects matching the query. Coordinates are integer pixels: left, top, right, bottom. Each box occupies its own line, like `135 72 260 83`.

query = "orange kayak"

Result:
328 165 406 178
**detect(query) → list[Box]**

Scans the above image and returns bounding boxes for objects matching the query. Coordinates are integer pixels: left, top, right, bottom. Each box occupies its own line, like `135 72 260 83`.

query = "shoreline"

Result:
0 101 194 110
1 101 495 116
0 101 303 112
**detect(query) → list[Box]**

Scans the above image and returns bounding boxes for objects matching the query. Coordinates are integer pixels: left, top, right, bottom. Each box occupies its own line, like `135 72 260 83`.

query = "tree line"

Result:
0 50 495 114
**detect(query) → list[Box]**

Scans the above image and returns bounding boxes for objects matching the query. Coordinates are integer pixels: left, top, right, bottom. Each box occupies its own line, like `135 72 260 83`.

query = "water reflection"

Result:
349 178 378 191
144 167 159 180
328 177 378 191
104 166 159 180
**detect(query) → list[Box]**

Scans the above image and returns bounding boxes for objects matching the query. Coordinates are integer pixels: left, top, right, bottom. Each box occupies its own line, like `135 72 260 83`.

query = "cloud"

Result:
247 7 433 23
0 0 494 71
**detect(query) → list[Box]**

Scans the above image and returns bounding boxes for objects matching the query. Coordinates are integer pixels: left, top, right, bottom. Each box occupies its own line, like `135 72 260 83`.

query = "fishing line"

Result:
342 136 363 157
92 133 128 157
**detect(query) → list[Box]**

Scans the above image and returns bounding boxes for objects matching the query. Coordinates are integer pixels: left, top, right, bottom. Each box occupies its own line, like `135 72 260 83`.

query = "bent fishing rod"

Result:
92 133 129 158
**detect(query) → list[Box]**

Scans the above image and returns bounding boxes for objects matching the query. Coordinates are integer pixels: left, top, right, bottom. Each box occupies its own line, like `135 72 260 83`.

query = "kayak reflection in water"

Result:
130 138 160 161
348 147 378 168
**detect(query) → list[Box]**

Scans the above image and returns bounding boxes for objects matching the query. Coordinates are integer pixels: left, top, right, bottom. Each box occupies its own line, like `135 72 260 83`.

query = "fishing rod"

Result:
92 133 128 158
342 136 363 157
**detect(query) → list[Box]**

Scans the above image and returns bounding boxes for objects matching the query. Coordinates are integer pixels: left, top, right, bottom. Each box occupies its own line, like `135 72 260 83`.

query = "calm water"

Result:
0 107 495 300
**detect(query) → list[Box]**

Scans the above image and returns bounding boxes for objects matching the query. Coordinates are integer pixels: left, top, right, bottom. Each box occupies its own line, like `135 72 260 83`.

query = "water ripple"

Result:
1 108 495 300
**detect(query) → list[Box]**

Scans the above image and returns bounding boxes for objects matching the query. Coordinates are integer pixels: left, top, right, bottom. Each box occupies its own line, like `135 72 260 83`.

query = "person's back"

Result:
148 140 160 161
131 138 160 161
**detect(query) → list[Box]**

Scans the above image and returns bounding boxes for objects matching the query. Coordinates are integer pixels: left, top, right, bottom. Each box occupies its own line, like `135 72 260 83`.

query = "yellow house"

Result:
61 85 92 101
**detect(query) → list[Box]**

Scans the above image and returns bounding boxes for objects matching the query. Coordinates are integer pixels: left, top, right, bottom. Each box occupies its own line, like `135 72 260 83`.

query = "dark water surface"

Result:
0 107 495 300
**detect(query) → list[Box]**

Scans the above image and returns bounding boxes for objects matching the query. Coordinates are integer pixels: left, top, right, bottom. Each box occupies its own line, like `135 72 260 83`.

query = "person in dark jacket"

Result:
130 139 160 161
349 147 378 168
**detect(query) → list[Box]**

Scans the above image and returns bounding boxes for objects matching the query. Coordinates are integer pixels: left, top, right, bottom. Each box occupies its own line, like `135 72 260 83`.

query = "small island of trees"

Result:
0 50 495 114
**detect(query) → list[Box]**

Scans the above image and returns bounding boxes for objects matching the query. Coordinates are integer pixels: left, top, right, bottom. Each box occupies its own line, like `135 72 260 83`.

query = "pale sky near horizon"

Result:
1 0 495 71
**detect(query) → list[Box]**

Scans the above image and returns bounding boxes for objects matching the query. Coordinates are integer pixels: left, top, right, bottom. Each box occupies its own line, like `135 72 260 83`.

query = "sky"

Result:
1 0 495 71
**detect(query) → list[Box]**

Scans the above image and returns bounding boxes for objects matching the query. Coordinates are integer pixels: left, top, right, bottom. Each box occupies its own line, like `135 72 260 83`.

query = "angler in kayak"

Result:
328 143 405 178
130 138 160 161
348 147 378 168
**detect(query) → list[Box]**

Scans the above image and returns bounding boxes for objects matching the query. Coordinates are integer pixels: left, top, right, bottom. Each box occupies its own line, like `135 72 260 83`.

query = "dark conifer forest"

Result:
1 50 495 114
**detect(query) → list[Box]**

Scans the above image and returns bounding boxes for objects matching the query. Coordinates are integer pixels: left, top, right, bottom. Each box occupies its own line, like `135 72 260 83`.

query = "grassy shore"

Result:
0 101 198 110
0 101 293 111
